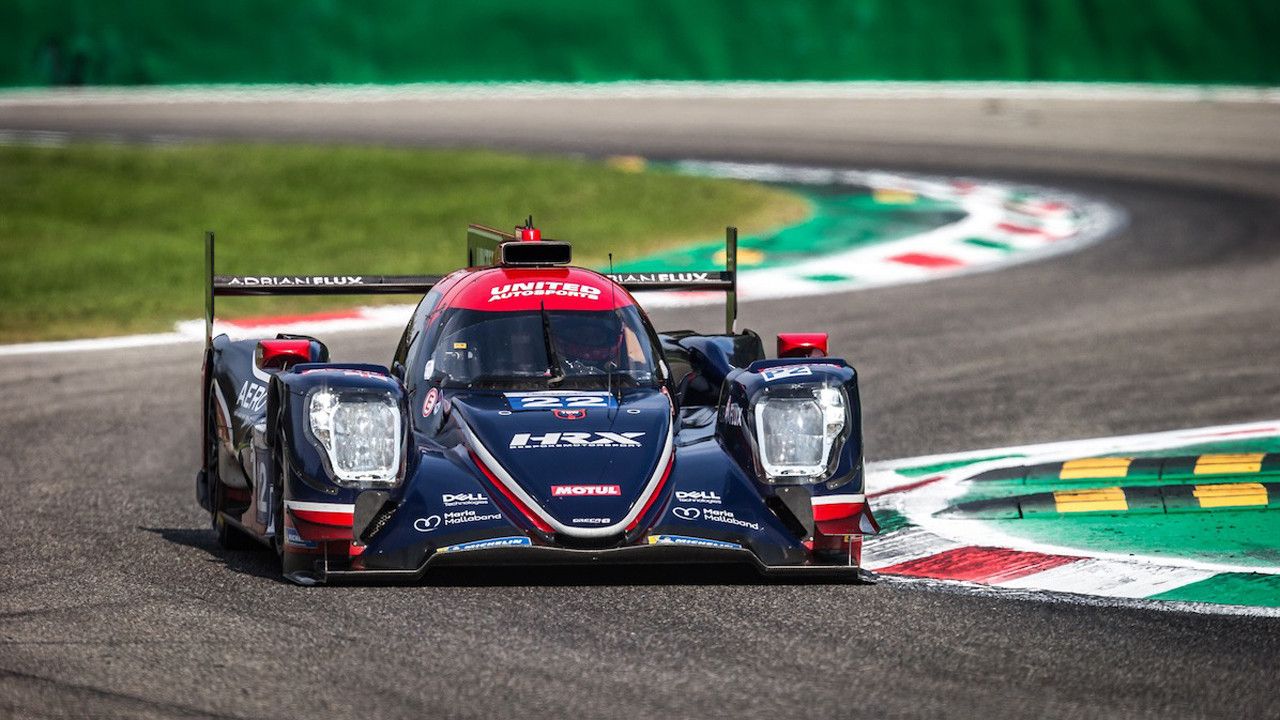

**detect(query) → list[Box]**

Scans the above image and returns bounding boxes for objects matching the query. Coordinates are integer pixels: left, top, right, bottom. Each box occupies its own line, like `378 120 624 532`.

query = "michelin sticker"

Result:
648 535 741 550
438 536 532 554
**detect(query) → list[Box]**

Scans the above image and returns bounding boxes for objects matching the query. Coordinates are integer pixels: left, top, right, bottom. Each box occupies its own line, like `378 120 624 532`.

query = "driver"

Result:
555 312 624 375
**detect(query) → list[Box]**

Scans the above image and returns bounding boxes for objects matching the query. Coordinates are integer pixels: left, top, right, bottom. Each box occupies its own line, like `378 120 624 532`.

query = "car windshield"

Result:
428 306 662 390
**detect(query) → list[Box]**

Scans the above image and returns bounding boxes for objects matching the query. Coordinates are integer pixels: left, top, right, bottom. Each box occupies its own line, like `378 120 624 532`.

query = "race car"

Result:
196 220 877 584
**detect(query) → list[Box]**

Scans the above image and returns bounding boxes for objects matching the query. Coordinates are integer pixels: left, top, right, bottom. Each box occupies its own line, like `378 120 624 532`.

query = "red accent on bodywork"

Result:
470 450 555 533
777 332 828 358
626 454 675 532
812 502 879 535
256 339 315 370
877 546 1079 583
288 512 354 542
449 267 634 311
287 507 354 528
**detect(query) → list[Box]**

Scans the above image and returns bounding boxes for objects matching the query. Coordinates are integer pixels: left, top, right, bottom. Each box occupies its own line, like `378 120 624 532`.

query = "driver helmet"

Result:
558 313 624 365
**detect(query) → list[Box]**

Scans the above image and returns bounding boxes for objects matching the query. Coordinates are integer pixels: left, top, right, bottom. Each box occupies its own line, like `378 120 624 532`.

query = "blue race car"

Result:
196 220 878 584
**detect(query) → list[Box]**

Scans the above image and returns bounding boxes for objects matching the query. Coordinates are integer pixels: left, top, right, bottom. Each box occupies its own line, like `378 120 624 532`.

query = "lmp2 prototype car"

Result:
197 221 877 584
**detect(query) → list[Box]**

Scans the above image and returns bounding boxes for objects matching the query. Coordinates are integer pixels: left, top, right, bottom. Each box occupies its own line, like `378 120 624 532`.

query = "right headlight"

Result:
752 383 847 483
308 389 402 485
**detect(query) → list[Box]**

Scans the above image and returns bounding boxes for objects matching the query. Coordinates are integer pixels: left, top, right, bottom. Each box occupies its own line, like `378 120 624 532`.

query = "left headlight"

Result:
752 383 847 483
308 389 402 485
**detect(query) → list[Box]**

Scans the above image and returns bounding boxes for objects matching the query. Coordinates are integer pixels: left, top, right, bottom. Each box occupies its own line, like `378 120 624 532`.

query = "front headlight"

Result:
752 383 846 483
308 389 402 485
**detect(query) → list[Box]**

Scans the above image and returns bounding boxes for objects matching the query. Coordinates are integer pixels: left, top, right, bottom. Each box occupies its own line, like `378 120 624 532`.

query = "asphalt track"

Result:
2 94 1279 719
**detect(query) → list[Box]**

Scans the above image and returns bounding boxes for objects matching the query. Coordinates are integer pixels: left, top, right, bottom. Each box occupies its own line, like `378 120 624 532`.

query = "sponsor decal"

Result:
488 281 602 303
721 403 743 427
675 490 722 505
613 272 712 285
442 492 489 507
284 526 317 549
421 387 440 417
438 536 532 554
701 508 762 531
572 517 612 525
553 408 587 420
672 507 701 520
759 365 814 382
227 276 363 287
648 534 741 550
505 392 615 410
414 510 504 532
509 432 645 449
236 380 267 413
552 484 622 497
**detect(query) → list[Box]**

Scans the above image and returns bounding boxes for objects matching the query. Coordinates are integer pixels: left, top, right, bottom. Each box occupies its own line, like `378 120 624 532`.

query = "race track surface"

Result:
1 94 1278 719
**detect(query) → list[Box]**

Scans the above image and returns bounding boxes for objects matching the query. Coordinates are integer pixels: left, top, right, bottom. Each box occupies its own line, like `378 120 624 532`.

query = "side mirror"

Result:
776 333 828 359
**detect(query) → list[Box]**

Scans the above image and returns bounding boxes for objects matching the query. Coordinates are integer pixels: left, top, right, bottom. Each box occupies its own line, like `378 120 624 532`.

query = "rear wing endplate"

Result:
608 226 739 334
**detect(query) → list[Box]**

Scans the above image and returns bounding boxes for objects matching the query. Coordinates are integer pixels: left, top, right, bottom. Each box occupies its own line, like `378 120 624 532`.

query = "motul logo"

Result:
551 485 622 497
509 432 645 449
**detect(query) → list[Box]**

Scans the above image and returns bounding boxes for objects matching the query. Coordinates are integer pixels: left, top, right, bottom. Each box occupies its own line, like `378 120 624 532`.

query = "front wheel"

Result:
208 383 256 551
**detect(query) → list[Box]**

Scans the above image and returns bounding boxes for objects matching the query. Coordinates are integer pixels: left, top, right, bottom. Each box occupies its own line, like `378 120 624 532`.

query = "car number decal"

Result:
504 392 616 410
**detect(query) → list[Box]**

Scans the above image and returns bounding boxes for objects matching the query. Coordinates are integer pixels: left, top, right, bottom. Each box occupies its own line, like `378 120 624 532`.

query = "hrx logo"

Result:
509 432 645 449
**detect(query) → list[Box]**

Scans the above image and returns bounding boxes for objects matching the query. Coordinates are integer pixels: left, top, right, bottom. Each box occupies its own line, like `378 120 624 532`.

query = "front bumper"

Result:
287 541 872 585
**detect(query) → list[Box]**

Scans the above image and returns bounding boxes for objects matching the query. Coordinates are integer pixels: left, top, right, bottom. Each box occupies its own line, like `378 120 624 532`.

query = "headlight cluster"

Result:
308 389 402 485
752 383 847 483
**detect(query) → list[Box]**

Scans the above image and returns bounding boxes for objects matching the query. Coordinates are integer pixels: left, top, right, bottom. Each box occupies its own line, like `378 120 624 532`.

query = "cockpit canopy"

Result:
427 306 663 390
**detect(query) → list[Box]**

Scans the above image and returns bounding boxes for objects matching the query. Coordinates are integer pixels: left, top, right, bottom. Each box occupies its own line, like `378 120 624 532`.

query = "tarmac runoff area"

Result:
865 420 1280 615
0 160 1122 356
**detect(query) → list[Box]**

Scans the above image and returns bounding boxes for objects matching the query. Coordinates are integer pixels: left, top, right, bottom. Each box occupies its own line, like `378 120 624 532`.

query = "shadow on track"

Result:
139 525 289 584
140 525 867 587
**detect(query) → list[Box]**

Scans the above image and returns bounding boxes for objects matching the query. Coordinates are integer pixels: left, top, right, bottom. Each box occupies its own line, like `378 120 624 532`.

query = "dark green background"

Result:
4 0 1278 87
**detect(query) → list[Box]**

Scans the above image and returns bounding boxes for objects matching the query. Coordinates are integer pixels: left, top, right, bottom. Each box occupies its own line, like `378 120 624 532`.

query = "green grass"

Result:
0 143 809 342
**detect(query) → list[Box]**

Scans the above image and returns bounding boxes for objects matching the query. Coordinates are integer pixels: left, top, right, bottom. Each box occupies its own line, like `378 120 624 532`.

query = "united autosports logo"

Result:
509 432 645 449
488 281 602 303
551 484 622 497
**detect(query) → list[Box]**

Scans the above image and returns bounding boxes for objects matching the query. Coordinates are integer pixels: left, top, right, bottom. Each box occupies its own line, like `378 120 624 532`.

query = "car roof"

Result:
442 266 637 312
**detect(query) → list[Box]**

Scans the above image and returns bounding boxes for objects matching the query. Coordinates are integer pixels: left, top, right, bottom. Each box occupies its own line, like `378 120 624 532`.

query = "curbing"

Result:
864 420 1280 614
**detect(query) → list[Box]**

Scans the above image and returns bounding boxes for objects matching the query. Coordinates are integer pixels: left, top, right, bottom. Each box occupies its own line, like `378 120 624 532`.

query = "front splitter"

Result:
297 543 872 584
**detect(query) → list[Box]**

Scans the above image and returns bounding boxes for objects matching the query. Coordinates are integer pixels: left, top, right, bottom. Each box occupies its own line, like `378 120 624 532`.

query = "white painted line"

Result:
1 81 1277 106
995 558 1217 599
861 526 965 571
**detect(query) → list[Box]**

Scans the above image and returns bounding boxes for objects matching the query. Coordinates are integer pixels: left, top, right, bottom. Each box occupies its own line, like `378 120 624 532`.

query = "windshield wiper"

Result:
539 303 566 387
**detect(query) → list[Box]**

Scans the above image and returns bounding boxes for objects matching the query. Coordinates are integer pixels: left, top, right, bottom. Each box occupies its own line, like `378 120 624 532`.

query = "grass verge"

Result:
0 143 809 342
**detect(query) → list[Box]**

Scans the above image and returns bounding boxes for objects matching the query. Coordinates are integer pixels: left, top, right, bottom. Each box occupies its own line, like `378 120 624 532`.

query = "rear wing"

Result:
204 223 738 346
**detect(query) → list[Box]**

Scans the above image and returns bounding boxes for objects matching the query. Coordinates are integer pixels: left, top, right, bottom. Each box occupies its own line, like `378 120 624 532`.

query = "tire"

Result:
208 382 256 551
